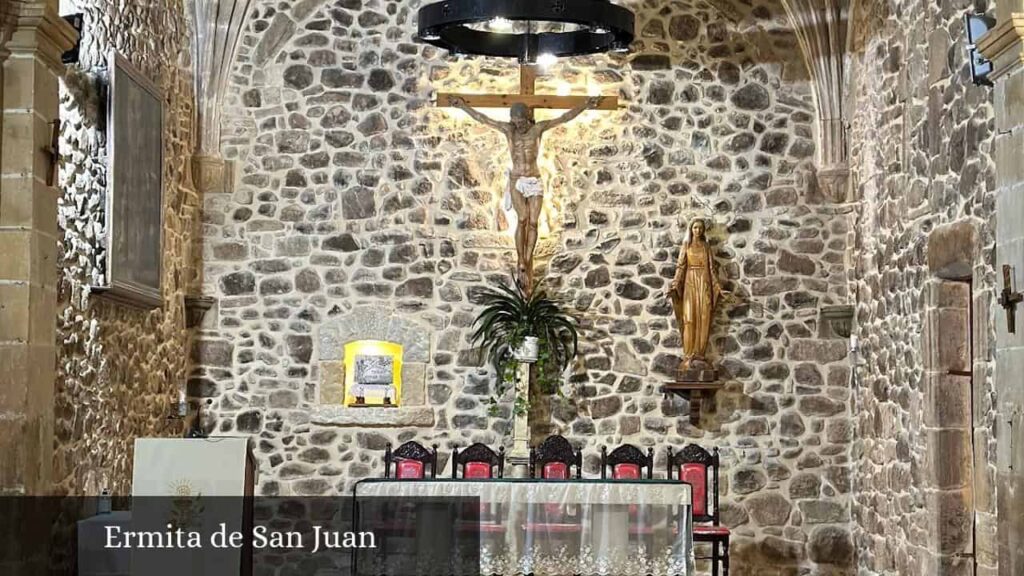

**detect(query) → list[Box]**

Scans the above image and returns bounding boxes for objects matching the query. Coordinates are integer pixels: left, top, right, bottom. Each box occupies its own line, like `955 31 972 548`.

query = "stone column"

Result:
507 362 531 478
0 0 76 494
189 0 253 197
979 7 1024 575
780 0 851 202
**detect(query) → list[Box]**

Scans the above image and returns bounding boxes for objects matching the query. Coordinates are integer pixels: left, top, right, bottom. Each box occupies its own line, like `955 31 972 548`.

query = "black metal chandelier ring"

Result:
417 0 635 62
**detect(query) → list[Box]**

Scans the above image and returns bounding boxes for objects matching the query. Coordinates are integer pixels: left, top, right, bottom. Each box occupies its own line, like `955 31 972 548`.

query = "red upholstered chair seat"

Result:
680 463 708 518
478 523 508 533
451 443 505 533
464 461 492 478
612 463 641 479
522 522 583 533
694 525 731 537
673 524 732 537
395 459 424 479
601 445 654 532
463 461 493 516
541 462 570 517
543 462 569 479
458 460 505 533
524 452 581 533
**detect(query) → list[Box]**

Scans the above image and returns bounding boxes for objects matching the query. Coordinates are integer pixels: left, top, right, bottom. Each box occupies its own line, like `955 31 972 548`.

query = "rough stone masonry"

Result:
0 0 1008 574
192 0 858 572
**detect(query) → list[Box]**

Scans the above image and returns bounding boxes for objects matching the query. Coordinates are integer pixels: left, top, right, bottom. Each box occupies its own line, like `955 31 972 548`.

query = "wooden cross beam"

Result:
436 64 619 111
43 120 61 187
435 63 618 294
1001 264 1023 334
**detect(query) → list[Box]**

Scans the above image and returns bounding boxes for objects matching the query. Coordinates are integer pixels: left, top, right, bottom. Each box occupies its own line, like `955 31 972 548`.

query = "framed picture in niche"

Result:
93 52 164 307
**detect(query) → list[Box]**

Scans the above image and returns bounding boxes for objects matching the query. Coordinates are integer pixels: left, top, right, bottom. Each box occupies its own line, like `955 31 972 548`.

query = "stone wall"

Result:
196 0 858 572
846 0 999 574
52 0 198 495
982 1 1024 572
0 0 75 496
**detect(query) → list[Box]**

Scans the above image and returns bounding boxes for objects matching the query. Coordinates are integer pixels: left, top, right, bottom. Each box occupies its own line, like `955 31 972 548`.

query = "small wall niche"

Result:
313 306 432 427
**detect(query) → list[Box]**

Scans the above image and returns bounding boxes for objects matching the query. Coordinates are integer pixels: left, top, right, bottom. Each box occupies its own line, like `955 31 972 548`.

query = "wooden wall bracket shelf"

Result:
662 380 723 425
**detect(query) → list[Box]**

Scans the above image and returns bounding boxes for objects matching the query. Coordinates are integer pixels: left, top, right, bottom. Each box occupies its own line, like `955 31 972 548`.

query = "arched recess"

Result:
312 306 434 427
699 0 851 202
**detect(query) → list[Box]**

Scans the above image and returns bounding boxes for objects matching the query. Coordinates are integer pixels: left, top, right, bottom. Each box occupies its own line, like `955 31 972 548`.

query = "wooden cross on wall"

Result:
436 64 619 292
436 64 619 114
1001 264 1023 334
42 120 61 187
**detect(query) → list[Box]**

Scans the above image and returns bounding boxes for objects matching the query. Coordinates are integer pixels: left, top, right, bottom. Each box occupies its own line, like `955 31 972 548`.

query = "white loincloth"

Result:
514 176 544 198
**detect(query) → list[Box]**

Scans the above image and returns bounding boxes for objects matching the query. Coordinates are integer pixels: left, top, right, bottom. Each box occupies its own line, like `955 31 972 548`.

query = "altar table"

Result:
353 478 693 576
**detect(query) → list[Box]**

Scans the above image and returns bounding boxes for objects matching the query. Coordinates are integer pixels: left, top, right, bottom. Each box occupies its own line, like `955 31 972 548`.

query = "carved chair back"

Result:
529 435 582 479
384 441 437 479
452 443 505 479
600 444 654 480
668 444 719 524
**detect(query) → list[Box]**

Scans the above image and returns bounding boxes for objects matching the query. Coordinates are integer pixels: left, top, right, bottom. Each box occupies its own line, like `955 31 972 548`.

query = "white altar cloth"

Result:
353 478 694 576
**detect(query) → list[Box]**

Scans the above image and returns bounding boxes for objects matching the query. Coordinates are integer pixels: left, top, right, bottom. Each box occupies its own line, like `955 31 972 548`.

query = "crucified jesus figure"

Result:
450 96 601 290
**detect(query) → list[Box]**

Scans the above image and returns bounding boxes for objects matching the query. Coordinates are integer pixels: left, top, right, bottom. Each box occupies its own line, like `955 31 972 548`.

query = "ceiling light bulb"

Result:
489 17 514 32
537 53 558 67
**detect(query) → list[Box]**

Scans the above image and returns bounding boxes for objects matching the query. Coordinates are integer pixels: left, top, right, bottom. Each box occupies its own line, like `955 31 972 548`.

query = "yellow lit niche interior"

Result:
343 340 403 407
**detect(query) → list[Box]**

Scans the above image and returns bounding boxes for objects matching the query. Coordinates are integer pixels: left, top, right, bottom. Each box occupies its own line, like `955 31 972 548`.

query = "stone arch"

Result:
318 305 431 364
927 220 979 281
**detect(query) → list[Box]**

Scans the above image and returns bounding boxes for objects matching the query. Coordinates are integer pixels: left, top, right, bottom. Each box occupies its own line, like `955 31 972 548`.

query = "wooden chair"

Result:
451 443 505 479
383 441 438 479
600 444 654 480
600 443 655 543
529 434 582 479
452 443 506 534
668 444 729 576
524 435 584 535
374 441 438 534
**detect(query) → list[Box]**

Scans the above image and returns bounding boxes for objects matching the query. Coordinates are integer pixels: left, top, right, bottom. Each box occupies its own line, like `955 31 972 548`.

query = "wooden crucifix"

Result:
43 120 61 187
1000 264 1023 334
437 64 618 294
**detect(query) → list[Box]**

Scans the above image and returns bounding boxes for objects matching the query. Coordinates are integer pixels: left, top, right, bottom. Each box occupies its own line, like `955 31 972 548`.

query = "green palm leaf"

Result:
470 279 580 404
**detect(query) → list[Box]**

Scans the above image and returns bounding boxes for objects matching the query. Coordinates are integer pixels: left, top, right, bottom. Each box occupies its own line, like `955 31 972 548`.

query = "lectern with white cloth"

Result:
129 437 255 576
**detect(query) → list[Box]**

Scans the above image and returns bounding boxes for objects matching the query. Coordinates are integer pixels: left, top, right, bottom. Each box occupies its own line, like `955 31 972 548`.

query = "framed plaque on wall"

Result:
93 52 164 307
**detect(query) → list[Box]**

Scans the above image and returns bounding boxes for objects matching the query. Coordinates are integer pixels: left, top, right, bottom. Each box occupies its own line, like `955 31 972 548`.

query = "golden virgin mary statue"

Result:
668 218 722 379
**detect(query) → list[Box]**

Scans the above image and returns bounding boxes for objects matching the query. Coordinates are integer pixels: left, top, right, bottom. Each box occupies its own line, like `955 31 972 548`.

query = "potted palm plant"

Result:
470 282 579 416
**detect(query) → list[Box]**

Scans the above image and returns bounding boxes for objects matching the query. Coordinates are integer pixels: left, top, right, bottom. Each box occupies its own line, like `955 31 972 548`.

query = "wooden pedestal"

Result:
662 379 723 425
